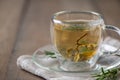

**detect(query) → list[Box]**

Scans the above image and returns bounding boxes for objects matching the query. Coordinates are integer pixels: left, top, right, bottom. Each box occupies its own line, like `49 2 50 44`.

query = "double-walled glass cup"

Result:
51 11 120 71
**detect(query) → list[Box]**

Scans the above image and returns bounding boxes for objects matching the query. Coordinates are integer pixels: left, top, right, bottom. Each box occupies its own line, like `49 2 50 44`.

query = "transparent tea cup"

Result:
50 11 120 71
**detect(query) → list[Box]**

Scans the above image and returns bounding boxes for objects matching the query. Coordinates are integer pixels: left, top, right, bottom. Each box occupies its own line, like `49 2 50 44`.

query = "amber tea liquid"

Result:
54 20 102 62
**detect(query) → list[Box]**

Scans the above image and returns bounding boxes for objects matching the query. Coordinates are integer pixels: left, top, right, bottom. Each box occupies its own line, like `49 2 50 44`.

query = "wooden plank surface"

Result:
94 0 120 26
0 0 120 80
0 0 25 80
93 0 120 39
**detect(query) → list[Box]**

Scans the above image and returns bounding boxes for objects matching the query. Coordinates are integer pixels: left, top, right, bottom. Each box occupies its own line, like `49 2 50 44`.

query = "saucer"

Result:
32 44 120 76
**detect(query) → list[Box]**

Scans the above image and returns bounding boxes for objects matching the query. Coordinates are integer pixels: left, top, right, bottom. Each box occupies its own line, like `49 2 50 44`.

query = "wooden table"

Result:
0 0 120 80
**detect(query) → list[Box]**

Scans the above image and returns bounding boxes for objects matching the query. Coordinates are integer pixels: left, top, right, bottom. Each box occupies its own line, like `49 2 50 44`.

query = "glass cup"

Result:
51 11 120 71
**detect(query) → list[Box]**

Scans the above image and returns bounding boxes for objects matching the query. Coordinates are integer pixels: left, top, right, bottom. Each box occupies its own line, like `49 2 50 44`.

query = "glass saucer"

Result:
32 44 120 77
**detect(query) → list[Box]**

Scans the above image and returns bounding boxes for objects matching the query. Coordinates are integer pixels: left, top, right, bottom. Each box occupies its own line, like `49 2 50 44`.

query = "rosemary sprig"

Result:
44 51 56 58
93 67 120 80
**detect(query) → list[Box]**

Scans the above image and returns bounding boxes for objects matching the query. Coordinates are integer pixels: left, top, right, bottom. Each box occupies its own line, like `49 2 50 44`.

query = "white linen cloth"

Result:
17 55 94 80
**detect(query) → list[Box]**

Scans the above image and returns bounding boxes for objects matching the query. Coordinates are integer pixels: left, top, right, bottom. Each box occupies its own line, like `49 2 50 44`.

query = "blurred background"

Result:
0 0 120 80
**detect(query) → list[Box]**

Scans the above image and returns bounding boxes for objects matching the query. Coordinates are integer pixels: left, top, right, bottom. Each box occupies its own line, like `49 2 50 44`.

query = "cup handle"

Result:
102 25 120 70
105 25 120 35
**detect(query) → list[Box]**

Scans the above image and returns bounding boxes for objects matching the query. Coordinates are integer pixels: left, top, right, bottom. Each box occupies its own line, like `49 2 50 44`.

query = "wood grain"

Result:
0 0 120 80
93 0 120 39
93 0 120 26
0 0 25 80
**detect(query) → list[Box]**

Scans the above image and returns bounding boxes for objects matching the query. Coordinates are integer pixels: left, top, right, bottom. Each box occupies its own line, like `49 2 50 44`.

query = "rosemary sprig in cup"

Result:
45 51 120 80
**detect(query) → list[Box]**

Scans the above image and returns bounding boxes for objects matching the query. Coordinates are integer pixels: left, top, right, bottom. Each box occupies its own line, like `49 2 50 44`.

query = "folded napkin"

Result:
17 55 94 80
17 37 120 80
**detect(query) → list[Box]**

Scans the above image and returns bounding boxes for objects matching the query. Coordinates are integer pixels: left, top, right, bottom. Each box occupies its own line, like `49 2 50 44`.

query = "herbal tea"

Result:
54 21 102 62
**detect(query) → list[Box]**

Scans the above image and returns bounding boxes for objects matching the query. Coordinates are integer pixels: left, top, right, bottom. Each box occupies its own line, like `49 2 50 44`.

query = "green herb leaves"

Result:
44 51 56 58
62 26 89 31
93 68 120 80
